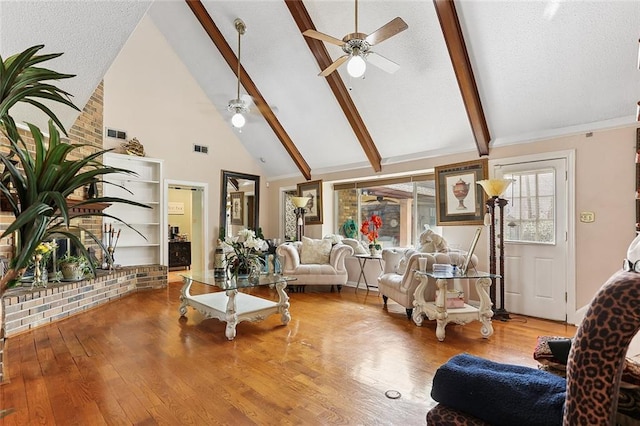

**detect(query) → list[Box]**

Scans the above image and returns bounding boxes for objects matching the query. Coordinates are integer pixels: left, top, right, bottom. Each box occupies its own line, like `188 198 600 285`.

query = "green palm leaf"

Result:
0 45 78 136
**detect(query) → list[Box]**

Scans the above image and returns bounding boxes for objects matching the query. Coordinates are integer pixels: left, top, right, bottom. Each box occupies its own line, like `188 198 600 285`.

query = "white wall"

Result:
103 15 268 267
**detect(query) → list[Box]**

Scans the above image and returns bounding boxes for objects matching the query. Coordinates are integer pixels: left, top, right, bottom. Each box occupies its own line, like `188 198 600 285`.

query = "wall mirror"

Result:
220 170 260 238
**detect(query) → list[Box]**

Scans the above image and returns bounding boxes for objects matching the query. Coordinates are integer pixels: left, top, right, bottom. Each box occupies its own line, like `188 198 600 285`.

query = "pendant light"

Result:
227 18 249 129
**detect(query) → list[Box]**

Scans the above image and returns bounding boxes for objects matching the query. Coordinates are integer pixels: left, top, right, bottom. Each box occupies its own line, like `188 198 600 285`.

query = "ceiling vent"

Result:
105 128 127 140
194 144 209 154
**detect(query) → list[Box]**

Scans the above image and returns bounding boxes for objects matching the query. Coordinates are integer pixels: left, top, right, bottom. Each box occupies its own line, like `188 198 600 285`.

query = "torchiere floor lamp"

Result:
477 178 514 321
291 196 311 241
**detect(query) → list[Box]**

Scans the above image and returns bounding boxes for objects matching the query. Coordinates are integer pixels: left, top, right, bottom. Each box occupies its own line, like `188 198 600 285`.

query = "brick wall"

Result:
3 265 167 337
0 82 106 261
336 189 358 236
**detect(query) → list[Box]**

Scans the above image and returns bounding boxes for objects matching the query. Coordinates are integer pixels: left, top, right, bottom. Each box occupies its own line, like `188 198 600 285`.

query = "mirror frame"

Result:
220 170 260 238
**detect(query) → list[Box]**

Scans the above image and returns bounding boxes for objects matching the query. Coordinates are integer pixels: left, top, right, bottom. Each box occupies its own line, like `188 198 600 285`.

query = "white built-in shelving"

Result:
103 153 164 266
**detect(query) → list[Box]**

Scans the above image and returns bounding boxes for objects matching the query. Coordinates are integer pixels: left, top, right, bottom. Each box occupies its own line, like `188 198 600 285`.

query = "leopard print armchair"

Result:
426 270 640 425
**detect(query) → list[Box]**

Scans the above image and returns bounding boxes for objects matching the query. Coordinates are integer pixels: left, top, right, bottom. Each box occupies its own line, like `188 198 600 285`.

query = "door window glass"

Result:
503 169 555 244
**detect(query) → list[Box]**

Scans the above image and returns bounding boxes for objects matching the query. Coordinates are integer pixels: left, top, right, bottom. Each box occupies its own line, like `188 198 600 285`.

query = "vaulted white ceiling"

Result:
2 0 639 180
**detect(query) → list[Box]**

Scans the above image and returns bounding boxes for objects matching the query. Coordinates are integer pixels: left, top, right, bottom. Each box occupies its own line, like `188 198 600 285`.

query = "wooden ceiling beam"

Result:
284 0 382 173
185 0 312 180
433 0 490 156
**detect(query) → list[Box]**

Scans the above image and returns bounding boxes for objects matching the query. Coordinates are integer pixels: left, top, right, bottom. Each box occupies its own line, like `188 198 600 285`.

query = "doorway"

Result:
164 180 208 272
493 151 575 322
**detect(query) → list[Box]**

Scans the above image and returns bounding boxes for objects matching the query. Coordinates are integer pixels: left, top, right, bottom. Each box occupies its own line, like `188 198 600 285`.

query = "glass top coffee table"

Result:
179 272 296 340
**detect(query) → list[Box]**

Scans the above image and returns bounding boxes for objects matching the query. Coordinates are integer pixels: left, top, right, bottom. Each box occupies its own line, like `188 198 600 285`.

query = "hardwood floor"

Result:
0 280 576 425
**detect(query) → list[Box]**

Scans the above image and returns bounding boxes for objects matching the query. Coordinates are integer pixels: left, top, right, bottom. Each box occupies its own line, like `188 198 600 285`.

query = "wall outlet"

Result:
580 211 595 223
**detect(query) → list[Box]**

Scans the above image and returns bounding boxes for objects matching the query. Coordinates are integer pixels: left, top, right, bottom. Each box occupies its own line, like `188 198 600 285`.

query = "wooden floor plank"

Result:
1 281 576 424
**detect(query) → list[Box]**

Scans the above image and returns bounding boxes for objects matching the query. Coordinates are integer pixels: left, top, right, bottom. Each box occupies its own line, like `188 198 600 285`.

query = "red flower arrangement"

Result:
361 214 383 250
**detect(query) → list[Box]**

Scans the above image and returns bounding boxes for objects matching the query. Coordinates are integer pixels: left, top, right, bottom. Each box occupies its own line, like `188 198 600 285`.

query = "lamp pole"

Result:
486 197 497 307
495 197 510 320
295 207 306 241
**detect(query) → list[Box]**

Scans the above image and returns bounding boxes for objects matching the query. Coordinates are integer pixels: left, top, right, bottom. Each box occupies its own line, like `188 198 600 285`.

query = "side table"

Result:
412 271 497 341
354 254 383 291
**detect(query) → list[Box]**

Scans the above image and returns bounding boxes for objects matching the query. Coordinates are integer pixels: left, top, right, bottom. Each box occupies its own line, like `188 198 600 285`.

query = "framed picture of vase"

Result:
435 159 488 225
230 191 244 225
296 179 323 225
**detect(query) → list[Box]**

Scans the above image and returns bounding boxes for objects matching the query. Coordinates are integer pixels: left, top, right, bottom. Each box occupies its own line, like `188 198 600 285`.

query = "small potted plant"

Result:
360 214 383 256
57 254 92 281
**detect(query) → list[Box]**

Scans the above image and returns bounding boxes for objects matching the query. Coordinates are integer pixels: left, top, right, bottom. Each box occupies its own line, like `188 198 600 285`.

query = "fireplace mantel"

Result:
66 198 110 217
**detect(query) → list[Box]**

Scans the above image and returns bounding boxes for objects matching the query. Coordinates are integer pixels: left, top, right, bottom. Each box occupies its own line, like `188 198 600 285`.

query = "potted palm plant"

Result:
0 45 148 295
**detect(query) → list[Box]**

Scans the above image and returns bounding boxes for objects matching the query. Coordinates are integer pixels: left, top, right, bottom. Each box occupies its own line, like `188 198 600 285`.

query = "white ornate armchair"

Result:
377 248 477 319
276 239 354 291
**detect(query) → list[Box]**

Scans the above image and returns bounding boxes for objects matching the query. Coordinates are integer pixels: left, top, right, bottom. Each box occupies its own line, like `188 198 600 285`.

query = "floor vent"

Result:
105 128 127 140
194 144 209 154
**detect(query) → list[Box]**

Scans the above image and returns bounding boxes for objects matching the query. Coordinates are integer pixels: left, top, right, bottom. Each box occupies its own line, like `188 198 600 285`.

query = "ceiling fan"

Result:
362 195 399 206
303 0 408 78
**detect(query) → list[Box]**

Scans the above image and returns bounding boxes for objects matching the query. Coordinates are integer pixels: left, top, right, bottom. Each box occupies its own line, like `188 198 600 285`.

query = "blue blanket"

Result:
431 353 566 426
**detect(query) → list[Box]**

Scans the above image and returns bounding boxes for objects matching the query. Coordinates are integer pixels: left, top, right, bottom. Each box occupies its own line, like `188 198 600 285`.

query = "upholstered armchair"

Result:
276 238 354 291
427 270 640 425
377 248 477 319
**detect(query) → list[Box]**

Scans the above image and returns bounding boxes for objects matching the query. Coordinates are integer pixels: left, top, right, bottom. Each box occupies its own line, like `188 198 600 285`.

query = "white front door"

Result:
495 158 568 321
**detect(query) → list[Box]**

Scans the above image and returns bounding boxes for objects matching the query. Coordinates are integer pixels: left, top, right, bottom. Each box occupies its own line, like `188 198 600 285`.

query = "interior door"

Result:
495 158 568 321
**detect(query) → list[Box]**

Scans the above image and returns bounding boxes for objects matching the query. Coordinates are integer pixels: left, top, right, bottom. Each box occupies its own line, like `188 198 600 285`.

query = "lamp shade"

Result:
231 112 246 128
477 179 514 197
347 55 366 78
291 196 311 208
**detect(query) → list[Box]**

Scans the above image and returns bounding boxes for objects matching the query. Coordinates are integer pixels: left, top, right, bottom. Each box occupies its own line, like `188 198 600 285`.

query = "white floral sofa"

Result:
276 237 353 291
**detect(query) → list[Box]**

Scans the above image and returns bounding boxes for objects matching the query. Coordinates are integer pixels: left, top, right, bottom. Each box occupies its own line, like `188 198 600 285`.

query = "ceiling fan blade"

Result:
240 94 255 106
319 55 349 77
303 29 344 46
365 17 408 46
367 52 400 74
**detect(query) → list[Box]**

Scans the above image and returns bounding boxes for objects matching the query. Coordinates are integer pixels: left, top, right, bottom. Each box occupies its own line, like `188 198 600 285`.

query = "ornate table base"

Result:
179 278 290 340
412 273 494 342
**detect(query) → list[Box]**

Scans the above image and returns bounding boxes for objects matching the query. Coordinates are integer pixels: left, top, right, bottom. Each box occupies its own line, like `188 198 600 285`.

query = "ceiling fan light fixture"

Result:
228 18 248 130
347 53 366 78
231 112 246 128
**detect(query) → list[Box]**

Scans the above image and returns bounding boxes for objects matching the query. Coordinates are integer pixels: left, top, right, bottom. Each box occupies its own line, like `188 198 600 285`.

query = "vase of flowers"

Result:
30 241 57 288
222 229 267 281
361 214 383 256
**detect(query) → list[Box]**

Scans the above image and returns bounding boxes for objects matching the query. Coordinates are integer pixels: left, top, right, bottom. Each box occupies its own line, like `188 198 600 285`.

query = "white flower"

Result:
238 229 255 240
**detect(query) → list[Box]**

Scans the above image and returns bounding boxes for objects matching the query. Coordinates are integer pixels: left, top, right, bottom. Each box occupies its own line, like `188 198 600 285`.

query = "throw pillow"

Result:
397 249 416 275
534 335 640 389
300 237 332 264
342 238 368 255
323 234 343 245
533 336 573 370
